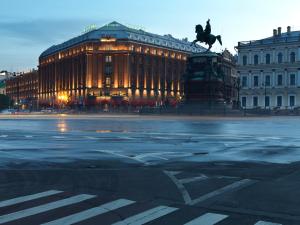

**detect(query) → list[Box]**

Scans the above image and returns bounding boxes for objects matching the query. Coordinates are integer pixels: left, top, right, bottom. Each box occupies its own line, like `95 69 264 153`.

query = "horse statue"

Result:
191 19 222 52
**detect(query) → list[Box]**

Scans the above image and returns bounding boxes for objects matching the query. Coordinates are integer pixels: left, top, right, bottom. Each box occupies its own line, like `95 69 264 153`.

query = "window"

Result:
253 76 259 87
105 77 111 87
266 54 271 64
119 79 123 87
277 74 283 86
278 53 283 63
242 55 247 65
242 97 247 107
254 55 259 65
277 96 282 107
253 96 258 107
265 96 270 107
290 74 296 86
104 65 112 75
105 55 112 63
242 76 247 87
290 52 296 63
265 75 271 86
290 95 295 107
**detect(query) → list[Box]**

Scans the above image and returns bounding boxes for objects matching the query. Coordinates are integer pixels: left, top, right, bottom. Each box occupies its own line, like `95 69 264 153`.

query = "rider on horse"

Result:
191 19 222 51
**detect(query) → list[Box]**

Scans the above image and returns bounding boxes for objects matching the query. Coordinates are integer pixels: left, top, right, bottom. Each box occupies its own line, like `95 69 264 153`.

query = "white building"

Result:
0 71 13 82
236 26 300 109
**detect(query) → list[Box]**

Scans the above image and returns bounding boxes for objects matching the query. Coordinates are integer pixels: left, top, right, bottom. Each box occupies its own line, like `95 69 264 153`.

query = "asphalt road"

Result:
1 115 300 224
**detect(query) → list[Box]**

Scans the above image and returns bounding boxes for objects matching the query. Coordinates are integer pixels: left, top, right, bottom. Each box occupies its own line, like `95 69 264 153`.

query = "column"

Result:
272 70 276 87
86 54 92 88
260 50 264 64
297 69 300 87
272 49 275 63
248 71 252 88
248 51 252 65
284 70 288 87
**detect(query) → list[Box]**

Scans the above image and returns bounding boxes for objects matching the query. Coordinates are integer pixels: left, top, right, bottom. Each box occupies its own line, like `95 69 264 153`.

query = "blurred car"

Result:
0 109 16 114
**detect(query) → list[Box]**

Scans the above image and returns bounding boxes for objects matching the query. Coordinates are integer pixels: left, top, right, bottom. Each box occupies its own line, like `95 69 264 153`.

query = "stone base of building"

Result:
177 100 238 115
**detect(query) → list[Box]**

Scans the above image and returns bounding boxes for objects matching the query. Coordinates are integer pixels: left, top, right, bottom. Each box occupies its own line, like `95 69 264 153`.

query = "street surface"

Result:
0 115 300 224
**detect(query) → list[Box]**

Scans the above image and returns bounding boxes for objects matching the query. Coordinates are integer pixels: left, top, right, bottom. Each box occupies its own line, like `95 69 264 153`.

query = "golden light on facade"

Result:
143 90 147 97
128 89 132 97
135 89 140 96
100 37 117 42
57 93 68 102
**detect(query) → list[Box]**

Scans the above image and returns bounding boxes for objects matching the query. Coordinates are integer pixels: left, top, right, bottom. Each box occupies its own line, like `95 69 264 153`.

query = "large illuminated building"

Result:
38 21 204 107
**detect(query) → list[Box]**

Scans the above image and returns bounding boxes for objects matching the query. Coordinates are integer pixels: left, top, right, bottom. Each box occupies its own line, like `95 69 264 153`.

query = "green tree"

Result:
0 94 10 110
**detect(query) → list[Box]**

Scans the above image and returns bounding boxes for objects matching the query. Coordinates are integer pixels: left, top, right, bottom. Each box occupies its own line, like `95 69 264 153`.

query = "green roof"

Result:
0 82 5 88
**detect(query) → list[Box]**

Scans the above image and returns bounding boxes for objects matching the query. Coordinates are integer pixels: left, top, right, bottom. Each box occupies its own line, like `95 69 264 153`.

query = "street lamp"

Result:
262 82 267 109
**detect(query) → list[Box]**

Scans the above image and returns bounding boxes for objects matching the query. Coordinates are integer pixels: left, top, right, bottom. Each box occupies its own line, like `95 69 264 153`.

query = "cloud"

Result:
0 18 101 46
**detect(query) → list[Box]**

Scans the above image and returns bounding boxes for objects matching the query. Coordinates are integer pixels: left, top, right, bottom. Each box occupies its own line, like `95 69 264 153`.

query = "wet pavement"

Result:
1 115 300 166
0 115 300 224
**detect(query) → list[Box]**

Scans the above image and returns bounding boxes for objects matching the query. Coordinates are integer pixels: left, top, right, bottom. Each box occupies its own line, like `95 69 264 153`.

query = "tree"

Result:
0 94 10 110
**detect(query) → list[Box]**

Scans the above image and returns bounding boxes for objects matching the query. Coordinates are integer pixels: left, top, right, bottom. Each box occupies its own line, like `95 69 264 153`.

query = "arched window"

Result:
242 55 247 65
266 54 271 64
254 55 259 65
278 52 283 63
290 52 296 63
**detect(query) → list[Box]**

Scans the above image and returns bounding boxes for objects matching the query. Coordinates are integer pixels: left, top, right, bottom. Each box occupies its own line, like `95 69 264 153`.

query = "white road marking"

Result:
0 135 8 138
135 153 169 160
25 135 33 138
0 194 95 224
179 175 208 184
167 171 182 176
52 136 66 139
164 170 192 204
94 150 146 164
84 136 98 140
111 205 178 225
0 190 63 208
254 221 282 225
184 213 228 225
41 199 135 225
189 179 256 205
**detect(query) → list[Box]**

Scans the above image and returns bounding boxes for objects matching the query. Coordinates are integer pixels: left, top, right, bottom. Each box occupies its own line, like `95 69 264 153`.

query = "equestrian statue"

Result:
191 19 222 51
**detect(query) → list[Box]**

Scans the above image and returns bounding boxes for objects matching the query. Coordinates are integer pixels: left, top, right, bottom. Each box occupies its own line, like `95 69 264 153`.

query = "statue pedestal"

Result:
179 52 238 115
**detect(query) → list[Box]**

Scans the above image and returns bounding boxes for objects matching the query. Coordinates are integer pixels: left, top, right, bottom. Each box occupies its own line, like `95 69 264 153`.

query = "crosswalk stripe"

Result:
0 190 63 208
0 194 95 224
41 199 135 225
254 221 282 225
184 213 228 225
111 205 178 225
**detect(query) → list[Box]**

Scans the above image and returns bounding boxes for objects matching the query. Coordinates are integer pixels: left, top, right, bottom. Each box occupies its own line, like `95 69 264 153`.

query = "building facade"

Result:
236 26 300 109
38 21 204 107
5 70 38 109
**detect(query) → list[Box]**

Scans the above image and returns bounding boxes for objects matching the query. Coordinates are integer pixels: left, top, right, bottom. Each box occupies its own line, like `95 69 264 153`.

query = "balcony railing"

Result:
238 36 300 47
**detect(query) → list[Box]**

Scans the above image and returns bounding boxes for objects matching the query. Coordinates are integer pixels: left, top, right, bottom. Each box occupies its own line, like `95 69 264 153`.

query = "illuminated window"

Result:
105 77 111 87
105 56 112 62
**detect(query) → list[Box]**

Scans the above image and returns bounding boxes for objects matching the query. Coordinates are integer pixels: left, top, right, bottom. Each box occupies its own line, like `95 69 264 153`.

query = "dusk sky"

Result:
1 0 299 71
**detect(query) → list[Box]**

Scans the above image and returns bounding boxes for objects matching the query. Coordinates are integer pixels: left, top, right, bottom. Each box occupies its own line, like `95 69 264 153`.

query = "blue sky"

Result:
1 0 299 71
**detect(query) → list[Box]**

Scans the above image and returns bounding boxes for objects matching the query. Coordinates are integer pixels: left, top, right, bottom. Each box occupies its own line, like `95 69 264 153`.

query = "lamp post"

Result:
236 77 241 109
263 82 267 109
